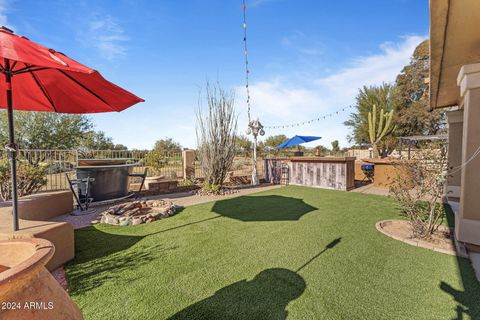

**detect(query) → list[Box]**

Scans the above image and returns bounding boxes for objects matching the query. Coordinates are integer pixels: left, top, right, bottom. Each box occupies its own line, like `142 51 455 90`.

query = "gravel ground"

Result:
51 266 68 291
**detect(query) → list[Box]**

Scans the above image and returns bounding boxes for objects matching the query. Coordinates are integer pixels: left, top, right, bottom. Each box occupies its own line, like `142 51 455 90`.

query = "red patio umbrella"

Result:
0 26 144 230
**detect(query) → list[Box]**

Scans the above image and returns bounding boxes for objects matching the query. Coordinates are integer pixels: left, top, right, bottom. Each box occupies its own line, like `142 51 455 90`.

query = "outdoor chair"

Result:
66 174 95 211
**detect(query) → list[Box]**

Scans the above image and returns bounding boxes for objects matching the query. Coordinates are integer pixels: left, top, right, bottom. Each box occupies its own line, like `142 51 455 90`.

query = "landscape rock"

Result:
99 199 178 226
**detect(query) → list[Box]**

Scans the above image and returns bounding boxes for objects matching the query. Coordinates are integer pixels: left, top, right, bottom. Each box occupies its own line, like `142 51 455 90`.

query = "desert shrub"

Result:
178 179 196 187
196 83 237 192
0 158 48 201
144 150 182 178
389 143 447 239
144 150 167 176
165 170 177 179
201 182 221 194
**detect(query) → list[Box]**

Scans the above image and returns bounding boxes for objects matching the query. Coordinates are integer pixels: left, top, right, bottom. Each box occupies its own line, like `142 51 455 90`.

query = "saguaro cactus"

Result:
368 104 395 158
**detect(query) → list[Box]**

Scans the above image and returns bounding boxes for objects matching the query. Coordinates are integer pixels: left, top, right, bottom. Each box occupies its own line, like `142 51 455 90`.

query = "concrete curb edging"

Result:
375 220 468 258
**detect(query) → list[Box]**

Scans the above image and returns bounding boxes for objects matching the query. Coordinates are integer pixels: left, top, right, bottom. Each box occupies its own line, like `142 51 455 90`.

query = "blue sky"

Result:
2 0 429 149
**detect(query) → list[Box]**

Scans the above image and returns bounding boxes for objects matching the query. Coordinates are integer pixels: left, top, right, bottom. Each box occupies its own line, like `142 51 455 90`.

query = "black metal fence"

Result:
0 149 183 192
0 149 269 194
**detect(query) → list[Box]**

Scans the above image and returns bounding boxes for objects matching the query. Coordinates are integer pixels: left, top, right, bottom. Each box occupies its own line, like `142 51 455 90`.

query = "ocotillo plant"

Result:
368 104 395 158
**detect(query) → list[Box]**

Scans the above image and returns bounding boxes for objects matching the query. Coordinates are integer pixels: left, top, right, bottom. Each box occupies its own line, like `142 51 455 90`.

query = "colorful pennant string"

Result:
242 0 252 122
241 1 351 131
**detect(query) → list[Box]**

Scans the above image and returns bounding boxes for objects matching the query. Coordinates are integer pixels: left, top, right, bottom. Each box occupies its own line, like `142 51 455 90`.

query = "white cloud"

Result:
0 1 7 26
0 0 14 31
280 30 324 57
238 35 427 147
316 35 425 98
82 15 128 61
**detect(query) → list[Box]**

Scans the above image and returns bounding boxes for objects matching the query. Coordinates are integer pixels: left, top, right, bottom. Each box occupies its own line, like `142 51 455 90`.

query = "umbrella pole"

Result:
4 59 19 231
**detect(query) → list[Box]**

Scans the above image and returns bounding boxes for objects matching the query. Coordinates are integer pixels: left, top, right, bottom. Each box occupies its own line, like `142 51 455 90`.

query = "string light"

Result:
264 105 355 129
242 0 251 122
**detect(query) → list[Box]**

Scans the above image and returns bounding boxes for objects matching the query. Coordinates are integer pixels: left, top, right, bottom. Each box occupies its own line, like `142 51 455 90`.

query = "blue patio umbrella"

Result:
276 135 322 148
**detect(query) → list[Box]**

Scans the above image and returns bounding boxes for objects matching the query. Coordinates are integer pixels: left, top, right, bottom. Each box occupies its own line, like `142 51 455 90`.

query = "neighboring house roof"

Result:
429 0 480 109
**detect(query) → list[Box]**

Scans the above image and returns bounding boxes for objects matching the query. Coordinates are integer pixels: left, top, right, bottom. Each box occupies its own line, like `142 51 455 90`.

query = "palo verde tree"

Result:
368 104 395 158
196 83 237 190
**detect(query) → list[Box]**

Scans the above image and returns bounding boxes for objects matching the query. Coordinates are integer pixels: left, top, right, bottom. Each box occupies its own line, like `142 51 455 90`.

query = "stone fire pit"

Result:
98 200 179 226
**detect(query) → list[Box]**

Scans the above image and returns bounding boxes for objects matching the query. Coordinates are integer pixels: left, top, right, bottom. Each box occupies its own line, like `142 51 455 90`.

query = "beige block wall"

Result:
455 64 480 246
446 110 464 196
459 87 480 221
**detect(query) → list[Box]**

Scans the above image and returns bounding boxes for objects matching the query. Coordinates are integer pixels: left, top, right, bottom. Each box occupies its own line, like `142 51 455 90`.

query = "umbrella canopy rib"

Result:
13 66 49 75
27 68 58 112
56 69 115 112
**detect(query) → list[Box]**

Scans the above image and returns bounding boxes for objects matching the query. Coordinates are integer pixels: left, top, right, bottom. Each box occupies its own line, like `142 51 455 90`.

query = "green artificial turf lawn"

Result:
66 186 480 320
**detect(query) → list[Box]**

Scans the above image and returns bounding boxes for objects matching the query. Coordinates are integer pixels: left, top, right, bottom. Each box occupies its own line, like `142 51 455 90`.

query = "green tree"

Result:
331 140 340 153
316 145 329 153
264 135 288 148
79 131 116 150
153 138 182 154
393 40 444 136
314 145 329 156
257 141 267 157
0 111 126 151
235 135 252 156
0 112 93 149
263 134 288 155
344 83 395 146
113 144 128 150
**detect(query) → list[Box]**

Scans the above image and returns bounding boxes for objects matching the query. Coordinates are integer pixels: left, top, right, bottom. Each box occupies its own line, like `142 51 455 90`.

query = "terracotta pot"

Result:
0 238 83 320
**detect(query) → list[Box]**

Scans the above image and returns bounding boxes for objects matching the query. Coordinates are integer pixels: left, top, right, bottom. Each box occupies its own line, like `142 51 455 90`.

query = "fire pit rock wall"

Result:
99 200 180 226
